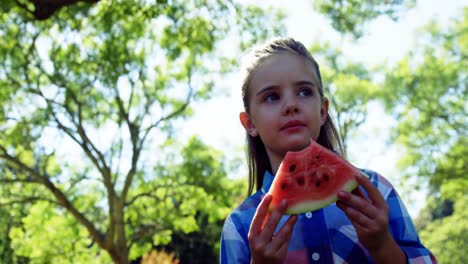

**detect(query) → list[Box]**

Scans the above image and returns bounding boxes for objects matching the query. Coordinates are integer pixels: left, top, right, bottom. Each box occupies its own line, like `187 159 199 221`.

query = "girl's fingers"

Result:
336 200 372 228
274 217 297 256
351 186 371 202
249 194 272 236
338 190 378 219
272 215 297 244
249 198 297 262
260 211 272 230
258 199 289 241
355 173 386 208
276 241 290 259
268 215 297 254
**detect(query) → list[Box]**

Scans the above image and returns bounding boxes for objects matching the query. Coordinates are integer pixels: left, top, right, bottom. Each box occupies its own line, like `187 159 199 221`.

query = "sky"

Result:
176 0 467 217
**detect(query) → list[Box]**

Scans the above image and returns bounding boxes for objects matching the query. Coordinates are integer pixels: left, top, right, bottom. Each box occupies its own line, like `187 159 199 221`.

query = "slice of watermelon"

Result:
268 139 366 215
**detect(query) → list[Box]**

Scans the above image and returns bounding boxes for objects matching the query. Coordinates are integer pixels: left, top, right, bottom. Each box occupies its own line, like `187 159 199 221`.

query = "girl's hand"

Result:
248 194 298 264
336 173 405 263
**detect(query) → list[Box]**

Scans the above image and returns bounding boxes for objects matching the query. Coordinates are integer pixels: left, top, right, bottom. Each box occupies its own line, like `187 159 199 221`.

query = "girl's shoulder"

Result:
231 190 264 216
223 190 263 233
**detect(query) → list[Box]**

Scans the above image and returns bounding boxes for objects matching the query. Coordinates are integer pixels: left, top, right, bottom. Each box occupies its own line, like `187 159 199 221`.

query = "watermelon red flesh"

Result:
268 139 364 215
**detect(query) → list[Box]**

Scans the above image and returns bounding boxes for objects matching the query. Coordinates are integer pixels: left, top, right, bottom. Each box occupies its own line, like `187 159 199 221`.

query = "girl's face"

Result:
240 52 328 173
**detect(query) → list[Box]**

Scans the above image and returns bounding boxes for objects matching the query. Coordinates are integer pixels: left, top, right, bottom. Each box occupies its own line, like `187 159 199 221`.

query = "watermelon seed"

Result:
297 177 304 186
281 183 287 190
315 180 321 187
323 174 329 181
315 155 320 160
289 164 296 172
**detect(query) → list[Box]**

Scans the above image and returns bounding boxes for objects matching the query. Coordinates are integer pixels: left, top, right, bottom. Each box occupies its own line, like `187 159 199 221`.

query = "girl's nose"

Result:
282 96 299 115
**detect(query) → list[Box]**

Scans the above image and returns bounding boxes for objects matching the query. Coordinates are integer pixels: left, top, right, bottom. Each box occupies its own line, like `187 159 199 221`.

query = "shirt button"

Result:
312 252 320 261
305 212 313 218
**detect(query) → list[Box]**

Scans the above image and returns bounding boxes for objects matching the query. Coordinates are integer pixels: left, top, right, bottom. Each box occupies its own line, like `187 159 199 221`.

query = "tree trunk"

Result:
108 246 129 264
107 197 129 264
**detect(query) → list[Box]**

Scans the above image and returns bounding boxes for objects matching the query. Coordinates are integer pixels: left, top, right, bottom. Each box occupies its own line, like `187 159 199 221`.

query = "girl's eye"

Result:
298 87 313 97
264 93 279 102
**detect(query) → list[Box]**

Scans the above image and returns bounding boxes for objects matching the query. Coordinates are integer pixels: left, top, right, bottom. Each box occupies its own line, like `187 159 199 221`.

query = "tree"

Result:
380 7 468 263
310 43 378 156
381 8 467 190
313 0 416 38
0 1 284 263
145 137 246 263
0 207 17 263
416 180 468 264
2 0 99 21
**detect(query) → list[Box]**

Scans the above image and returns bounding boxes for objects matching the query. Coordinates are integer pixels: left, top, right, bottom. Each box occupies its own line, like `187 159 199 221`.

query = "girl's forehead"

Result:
249 52 320 91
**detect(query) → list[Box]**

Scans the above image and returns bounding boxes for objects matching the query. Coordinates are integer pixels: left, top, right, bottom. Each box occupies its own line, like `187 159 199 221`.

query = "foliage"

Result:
7 0 99 21
381 7 468 263
235 5 286 50
127 137 246 263
0 1 284 263
10 201 112 263
417 193 467 264
416 178 468 264
0 184 31 264
314 0 416 38
0 207 15 263
381 8 467 190
415 197 453 231
310 43 378 155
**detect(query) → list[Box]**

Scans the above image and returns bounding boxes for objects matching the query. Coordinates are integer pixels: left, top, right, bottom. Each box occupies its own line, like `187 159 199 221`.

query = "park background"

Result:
0 0 466 263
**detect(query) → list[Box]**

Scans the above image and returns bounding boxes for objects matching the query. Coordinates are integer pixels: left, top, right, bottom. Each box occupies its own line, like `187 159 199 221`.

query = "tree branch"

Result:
129 225 168 247
64 173 92 195
113 87 140 202
124 181 195 207
33 63 110 184
17 0 100 21
0 177 40 184
140 67 195 148
67 87 111 176
38 63 116 200
125 190 165 207
0 147 107 249
0 196 58 207
122 69 196 204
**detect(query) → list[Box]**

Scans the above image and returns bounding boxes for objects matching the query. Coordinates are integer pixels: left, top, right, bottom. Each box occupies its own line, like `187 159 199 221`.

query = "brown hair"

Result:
241 37 344 196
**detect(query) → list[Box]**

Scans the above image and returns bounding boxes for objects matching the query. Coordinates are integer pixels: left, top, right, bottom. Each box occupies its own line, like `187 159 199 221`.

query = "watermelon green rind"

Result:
284 178 358 215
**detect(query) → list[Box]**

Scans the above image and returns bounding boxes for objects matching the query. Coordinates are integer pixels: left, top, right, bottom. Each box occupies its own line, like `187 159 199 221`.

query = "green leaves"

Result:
312 43 378 155
418 195 468 264
0 0 283 262
381 8 467 188
379 8 468 263
124 136 245 261
314 0 416 38
236 5 287 50
10 201 111 263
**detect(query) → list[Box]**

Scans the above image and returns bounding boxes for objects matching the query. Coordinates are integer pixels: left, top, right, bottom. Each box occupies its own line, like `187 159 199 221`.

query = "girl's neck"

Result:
266 150 283 176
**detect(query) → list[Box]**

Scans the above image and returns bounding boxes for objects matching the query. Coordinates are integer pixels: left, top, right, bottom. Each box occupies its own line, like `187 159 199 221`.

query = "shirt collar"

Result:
260 171 274 194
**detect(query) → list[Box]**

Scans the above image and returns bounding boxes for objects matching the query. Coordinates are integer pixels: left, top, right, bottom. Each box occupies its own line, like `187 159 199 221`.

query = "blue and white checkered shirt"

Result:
220 169 437 263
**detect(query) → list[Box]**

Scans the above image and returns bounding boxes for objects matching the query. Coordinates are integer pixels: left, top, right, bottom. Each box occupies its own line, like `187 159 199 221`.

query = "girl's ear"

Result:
320 98 329 125
240 112 258 137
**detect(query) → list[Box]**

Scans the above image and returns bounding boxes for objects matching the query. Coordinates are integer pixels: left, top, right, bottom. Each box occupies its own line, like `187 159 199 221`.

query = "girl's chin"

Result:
282 138 311 152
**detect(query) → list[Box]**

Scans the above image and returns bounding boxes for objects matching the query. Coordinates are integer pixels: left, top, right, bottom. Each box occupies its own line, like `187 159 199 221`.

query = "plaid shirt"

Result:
220 169 437 264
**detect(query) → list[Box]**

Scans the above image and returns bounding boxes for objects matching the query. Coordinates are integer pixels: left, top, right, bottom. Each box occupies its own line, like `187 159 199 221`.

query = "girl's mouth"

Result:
281 120 306 131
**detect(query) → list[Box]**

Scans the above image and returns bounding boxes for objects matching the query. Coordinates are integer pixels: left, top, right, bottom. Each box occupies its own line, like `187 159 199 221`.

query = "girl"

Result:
220 37 436 264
